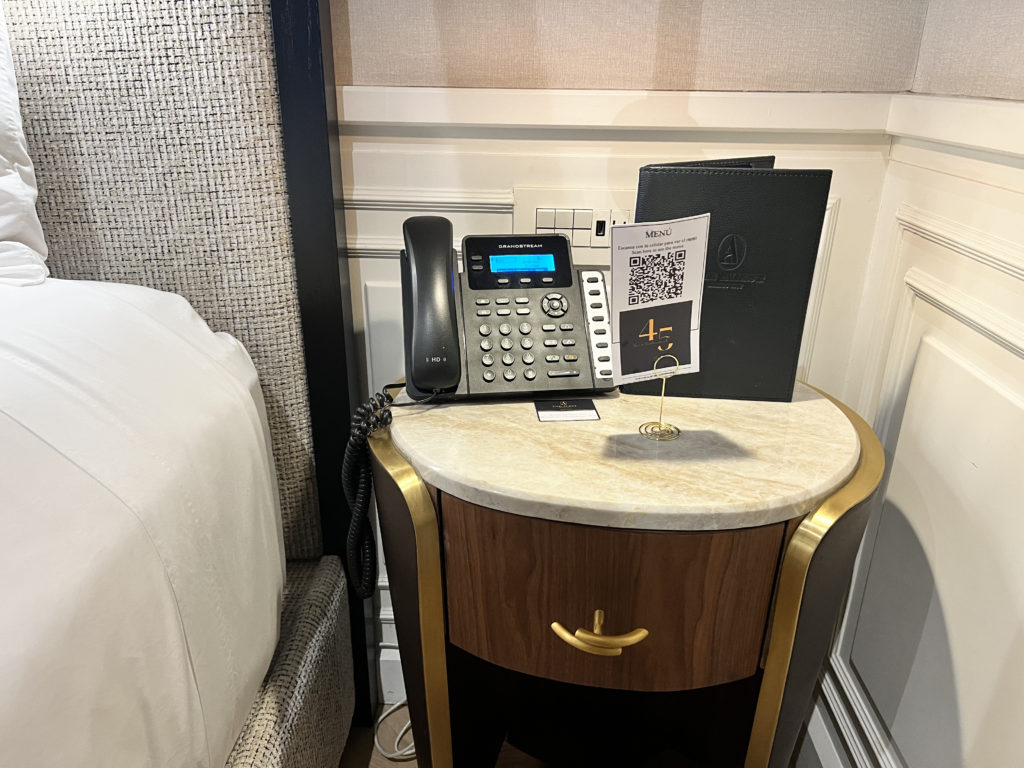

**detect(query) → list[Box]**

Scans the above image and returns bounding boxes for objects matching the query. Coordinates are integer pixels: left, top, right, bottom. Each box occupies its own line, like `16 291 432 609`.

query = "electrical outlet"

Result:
513 187 636 267
611 209 632 227
591 209 611 248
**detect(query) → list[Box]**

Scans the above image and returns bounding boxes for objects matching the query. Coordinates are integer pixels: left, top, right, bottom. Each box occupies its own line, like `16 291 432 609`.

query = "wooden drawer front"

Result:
442 494 784 692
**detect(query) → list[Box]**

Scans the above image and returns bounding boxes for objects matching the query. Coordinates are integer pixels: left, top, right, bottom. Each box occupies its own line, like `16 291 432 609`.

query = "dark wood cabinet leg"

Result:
447 645 509 767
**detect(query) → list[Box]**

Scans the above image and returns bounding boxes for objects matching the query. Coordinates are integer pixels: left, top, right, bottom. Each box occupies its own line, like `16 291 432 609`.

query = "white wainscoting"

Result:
814 122 1024 767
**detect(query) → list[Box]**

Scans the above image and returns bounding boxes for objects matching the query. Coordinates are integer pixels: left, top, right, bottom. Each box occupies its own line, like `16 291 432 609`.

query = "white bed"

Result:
0 9 284 762
0 278 286 767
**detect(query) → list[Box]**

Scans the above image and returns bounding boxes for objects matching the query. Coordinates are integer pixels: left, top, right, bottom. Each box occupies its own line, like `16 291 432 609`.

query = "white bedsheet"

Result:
0 279 285 767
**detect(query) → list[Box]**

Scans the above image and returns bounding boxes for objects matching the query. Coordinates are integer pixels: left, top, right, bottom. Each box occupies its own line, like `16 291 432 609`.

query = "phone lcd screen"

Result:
488 253 556 273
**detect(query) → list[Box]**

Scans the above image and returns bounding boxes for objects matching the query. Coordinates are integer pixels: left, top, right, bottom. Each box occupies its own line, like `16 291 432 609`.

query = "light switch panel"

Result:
513 187 636 267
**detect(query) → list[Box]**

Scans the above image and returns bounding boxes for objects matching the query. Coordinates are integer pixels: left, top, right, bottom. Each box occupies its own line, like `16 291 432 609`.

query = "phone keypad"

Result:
467 292 598 392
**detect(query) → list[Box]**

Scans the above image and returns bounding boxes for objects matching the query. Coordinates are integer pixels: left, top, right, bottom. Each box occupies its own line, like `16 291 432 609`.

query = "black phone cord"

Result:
341 389 393 599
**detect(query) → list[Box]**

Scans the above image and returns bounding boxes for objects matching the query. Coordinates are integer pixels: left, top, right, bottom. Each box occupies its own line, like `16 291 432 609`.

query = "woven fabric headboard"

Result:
6 0 324 559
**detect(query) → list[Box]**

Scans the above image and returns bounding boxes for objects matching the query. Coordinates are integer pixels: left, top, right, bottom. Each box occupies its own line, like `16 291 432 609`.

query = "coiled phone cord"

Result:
341 389 393 600
342 385 441 600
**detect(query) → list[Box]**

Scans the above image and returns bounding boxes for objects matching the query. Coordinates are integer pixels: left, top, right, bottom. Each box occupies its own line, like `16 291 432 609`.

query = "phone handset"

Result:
401 216 462 400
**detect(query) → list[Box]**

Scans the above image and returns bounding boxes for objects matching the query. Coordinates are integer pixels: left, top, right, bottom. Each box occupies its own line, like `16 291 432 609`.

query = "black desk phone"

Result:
400 216 615 401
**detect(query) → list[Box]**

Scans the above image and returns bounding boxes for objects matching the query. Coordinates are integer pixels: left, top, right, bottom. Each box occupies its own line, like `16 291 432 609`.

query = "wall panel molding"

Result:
339 87 893 133
896 205 1024 281
342 186 513 213
886 95 1024 158
339 87 1024 162
904 267 1024 359
831 175 1024 764
858 199 1024 420
822 660 905 768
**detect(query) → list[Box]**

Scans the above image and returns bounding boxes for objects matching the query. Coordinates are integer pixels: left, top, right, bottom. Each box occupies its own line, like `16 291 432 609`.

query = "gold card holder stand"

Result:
638 355 681 441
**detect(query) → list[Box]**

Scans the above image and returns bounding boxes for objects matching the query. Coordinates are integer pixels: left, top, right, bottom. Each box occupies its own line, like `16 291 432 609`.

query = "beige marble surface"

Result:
387 383 860 531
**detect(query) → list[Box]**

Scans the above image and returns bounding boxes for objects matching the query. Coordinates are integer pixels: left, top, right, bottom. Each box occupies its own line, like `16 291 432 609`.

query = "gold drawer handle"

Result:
550 610 649 657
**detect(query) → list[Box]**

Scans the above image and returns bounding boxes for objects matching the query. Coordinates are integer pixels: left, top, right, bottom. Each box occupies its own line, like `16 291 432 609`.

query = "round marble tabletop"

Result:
387 383 860 531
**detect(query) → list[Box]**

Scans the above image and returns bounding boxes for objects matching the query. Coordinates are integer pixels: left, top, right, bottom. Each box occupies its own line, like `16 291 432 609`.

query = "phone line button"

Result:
547 370 580 378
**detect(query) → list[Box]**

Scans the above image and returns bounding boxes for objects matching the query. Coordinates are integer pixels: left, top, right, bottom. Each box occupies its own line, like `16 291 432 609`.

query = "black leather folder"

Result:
622 156 831 402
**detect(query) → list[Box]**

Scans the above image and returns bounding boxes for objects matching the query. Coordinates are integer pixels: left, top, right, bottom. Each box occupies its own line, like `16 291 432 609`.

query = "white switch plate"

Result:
513 187 635 267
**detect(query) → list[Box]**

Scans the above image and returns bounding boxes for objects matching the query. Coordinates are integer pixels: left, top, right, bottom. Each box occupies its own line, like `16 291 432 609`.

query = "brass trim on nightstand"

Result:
369 429 453 768
744 388 885 768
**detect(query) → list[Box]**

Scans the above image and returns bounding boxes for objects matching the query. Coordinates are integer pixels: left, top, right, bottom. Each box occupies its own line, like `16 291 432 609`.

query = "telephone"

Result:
400 216 615 401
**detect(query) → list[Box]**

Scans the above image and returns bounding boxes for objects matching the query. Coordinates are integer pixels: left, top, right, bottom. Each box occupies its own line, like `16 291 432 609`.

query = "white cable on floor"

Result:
373 698 417 761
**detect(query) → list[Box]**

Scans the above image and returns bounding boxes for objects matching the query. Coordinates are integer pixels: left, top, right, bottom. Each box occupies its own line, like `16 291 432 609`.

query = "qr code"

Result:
627 250 686 305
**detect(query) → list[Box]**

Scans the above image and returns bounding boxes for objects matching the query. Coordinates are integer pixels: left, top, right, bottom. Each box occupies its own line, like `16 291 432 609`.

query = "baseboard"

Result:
377 647 406 705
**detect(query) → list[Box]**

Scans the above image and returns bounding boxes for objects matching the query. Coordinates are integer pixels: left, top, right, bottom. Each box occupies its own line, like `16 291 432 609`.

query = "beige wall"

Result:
332 0 1024 100
331 0 928 92
914 0 1024 100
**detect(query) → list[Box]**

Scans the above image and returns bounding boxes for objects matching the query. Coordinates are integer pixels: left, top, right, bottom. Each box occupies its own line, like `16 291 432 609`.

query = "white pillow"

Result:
0 2 47 286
